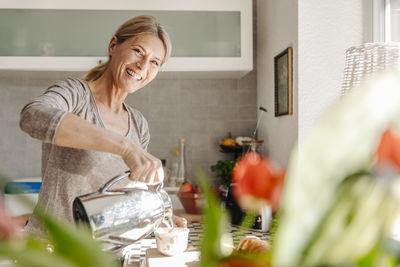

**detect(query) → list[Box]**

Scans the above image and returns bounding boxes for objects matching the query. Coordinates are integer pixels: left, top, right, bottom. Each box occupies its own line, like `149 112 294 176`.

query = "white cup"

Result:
261 205 272 232
154 227 189 256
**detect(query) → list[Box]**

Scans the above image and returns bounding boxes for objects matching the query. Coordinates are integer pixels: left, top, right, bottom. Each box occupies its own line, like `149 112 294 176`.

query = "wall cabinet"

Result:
0 0 253 78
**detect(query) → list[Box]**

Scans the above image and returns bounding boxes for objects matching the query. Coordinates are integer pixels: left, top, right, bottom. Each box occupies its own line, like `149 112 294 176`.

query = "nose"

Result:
136 58 149 71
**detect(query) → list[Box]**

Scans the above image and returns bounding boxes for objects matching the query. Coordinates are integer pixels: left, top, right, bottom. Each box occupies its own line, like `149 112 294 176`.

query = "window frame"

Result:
373 0 396 42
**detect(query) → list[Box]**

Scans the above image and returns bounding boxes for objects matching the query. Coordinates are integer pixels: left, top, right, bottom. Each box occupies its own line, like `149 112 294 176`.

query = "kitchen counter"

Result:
173 209 202 223
123 221 270 267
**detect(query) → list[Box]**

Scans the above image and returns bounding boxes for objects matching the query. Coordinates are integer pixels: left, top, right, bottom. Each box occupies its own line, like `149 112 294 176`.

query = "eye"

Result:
151 60 160 67
133 48 142 55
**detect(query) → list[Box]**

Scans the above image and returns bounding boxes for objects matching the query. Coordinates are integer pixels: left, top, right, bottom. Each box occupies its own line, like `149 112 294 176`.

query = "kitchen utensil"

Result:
72 171 172 246
244 106 267 154
252 106 267 140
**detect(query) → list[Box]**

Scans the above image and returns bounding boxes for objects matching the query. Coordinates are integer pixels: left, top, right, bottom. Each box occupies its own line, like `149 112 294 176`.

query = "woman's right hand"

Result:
121 139 163 184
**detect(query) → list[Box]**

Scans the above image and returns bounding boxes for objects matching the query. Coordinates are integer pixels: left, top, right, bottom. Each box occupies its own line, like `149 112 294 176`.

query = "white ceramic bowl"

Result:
154 227 189 256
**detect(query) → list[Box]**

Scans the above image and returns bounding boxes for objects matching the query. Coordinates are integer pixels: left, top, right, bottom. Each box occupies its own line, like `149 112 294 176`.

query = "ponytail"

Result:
83 60 110 82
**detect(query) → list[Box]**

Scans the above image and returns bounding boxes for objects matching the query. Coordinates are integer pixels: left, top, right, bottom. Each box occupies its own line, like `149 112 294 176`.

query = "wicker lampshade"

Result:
341 42 400 96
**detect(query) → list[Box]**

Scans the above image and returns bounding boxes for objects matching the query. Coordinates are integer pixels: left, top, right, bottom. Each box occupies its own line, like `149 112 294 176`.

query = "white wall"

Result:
298 0 371 142
257 0 373 167
257 0 298 167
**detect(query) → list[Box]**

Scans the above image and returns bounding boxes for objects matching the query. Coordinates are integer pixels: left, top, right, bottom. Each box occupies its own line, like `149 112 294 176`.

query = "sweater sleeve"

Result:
20 78 82 143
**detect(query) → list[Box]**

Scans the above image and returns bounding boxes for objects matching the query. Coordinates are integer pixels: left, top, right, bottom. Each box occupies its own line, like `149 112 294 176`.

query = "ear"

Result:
108 36 118 56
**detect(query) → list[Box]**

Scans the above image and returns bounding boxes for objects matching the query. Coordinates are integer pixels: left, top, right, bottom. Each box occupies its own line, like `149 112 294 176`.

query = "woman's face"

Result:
108 33 165 93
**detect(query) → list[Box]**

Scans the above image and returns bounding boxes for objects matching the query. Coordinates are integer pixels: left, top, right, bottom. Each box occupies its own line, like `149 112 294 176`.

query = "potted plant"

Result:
210 160 235 196
210 159 253 226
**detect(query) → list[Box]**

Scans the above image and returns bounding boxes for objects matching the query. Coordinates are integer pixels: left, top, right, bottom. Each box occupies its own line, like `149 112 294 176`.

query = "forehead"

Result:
124 34 165 60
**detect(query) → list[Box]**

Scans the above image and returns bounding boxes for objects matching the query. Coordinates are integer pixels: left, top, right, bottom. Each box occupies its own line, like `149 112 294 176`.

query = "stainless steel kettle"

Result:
72 171 172 246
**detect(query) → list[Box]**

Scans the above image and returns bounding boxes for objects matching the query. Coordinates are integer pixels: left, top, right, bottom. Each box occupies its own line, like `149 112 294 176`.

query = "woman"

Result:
20 15 186 235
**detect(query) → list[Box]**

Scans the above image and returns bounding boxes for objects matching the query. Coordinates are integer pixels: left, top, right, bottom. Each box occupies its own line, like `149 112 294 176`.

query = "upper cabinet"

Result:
0 0 253 78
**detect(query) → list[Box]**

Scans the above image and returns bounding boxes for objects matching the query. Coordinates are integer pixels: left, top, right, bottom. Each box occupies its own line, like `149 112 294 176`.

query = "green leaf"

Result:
34 206 119 267
0 173 119 267
357 241 396 267
300 174 400 266
196 168 230 267
0 238 75 267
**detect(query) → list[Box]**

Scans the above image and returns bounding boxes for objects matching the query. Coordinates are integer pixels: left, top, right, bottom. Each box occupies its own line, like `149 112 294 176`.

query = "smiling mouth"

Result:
126 69 142 81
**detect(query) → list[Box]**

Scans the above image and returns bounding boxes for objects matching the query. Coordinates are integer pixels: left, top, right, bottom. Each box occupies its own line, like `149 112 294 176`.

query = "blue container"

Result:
4 181 42 194
4 178 42 215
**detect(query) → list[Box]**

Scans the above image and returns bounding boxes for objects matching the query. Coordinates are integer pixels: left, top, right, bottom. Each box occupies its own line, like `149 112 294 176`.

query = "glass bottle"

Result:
176 138 187 186
168 149 180 187
161 159 170 186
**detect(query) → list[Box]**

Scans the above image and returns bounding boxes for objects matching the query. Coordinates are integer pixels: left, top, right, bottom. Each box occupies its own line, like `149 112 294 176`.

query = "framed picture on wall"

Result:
274 47 293 116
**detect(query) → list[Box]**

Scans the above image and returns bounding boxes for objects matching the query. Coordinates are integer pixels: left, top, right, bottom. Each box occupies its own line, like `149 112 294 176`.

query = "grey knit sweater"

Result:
20 78 149 235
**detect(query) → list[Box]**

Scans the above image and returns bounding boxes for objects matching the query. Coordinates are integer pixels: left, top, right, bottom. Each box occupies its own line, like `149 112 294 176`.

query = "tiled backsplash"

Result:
0 70 257 184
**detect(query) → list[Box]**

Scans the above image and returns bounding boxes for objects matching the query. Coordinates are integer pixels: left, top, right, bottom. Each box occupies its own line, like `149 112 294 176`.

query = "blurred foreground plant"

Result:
273 71 400 266
232 152 285 214
196 167 274 267
0 176 119 267
199 71 400 267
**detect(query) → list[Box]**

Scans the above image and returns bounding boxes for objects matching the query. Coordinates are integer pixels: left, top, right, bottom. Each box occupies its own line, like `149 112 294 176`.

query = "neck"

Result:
88 70 127 113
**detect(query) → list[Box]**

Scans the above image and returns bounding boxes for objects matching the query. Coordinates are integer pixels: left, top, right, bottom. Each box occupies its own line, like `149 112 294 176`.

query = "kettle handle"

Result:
100 170 131 193
100 170 163 193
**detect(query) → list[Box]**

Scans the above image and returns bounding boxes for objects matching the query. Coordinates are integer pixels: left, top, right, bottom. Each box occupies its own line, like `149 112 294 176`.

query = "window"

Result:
374 0 400 42
391 0 400 41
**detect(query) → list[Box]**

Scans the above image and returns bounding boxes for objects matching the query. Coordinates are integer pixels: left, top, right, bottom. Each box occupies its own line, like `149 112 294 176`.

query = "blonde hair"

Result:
83 15 172 82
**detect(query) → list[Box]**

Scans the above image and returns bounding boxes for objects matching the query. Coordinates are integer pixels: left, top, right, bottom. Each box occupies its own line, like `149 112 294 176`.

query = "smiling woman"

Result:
83 15 171 82
19 15 187 236
103 33 166 94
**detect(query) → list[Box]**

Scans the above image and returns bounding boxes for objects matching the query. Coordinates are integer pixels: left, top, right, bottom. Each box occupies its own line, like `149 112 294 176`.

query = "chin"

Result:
119 79 141 93
122 77 151 93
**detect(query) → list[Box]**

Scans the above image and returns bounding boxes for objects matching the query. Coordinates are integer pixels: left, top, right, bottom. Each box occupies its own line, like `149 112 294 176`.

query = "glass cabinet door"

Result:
0 9 241 57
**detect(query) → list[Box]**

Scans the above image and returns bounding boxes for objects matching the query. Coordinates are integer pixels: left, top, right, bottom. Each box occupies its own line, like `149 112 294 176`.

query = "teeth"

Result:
127 69 142 81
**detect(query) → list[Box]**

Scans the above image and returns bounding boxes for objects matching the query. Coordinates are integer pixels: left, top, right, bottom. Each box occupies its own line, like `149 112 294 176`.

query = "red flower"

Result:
232 152 285 213
376 129 400 172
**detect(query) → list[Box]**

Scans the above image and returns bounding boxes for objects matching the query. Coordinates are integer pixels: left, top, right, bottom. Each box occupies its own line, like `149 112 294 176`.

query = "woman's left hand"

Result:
172 215 187 228
0 203 24 240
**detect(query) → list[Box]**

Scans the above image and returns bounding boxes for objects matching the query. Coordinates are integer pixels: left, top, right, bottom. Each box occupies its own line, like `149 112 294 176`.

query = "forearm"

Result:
53 113 131 156
23 105 162 184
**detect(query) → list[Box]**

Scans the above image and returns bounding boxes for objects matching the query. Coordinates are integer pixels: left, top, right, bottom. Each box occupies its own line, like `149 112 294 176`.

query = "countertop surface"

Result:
123 221 270 267
145 248 200 267
173 209 202 223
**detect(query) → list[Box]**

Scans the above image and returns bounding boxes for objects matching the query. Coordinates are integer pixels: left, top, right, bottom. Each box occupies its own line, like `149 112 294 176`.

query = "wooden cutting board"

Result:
145 248 200 267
